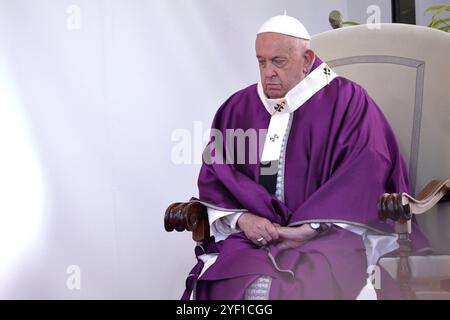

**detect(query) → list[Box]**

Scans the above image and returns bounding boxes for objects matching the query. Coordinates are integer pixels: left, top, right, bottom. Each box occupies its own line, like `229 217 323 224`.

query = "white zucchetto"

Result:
257 15 311 40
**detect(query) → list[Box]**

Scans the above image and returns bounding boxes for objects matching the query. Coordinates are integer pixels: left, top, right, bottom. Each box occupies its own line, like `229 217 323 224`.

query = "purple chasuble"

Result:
182 56 431 300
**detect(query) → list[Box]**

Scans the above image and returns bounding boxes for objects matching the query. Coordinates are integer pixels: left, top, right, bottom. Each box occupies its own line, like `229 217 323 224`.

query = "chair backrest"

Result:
311 24 450 253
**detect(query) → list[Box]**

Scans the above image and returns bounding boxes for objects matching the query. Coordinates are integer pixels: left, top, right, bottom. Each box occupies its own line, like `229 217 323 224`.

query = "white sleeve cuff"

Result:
222 211 244 231
207 208 245 241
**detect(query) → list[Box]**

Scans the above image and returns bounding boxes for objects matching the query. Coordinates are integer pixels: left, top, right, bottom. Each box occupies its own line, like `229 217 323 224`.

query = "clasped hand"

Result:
236 212 318 250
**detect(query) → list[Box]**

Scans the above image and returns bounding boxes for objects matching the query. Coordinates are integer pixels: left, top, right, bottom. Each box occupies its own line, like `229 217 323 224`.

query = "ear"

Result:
303 49 315 72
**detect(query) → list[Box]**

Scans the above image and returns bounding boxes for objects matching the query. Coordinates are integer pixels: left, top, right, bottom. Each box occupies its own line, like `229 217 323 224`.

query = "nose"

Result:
263 64 277 80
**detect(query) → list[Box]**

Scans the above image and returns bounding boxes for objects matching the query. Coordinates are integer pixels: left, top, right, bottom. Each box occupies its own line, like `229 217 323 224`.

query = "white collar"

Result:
257 62 338 116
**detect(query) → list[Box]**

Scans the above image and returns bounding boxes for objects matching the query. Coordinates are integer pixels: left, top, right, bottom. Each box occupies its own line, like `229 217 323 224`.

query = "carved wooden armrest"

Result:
378 179 450 223
164 201 210 242
377 179 450 299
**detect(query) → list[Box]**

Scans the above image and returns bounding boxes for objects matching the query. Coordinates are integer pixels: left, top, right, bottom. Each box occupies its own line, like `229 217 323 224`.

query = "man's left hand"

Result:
275 224 318 250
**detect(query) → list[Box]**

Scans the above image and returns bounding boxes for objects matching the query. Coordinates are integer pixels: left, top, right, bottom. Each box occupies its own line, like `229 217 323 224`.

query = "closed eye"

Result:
272 58 287 67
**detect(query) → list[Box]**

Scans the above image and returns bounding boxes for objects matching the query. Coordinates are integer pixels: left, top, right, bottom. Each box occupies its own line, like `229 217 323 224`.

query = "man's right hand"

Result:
237 212 279 246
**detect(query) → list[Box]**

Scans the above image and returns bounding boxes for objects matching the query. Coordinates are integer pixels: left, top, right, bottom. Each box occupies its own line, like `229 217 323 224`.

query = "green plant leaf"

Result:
430 14 440 27
424 5 450 32
425 5 450 13
433 18 450 27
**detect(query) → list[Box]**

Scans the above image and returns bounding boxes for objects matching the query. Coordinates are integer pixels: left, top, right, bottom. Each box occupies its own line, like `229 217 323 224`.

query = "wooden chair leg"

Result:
397 232 416 299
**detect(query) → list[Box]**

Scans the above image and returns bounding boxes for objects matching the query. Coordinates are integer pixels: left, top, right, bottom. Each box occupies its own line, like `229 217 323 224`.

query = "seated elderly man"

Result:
181 15 430 300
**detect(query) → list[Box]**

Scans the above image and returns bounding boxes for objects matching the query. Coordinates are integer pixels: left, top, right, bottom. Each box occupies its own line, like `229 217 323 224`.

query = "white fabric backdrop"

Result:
0 0 437 299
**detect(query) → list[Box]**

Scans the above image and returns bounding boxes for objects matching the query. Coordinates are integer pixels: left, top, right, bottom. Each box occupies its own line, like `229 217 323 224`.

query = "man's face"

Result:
255 32 307 99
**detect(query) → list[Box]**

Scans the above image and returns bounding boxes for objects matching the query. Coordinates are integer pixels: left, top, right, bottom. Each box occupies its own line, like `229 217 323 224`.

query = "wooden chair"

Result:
165 23 450 299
